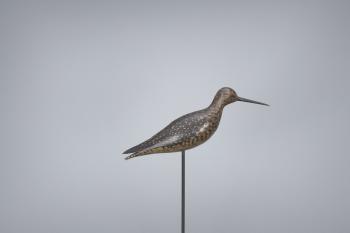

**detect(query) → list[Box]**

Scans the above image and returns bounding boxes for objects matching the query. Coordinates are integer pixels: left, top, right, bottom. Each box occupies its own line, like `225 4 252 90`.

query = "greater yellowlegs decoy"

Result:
123 87 268 160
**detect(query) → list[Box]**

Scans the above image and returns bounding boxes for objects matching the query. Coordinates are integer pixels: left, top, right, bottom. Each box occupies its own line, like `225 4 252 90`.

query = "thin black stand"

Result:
181 150 185 233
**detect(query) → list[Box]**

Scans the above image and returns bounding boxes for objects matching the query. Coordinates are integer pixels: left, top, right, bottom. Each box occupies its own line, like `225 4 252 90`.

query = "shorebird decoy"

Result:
123 87 268 233
123 87 268 160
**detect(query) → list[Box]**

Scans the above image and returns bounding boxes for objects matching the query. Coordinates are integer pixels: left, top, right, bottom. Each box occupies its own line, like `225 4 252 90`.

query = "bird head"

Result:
215 87 269 107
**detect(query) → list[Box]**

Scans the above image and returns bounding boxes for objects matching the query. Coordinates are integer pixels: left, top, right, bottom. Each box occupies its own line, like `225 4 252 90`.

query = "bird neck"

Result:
208 96 226 113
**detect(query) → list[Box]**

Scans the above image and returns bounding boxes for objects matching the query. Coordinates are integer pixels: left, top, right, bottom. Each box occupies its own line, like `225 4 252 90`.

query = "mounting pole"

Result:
181 150 185 233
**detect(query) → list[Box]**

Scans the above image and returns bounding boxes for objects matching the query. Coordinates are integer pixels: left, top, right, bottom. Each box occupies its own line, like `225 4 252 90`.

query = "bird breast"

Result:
197 122 210 135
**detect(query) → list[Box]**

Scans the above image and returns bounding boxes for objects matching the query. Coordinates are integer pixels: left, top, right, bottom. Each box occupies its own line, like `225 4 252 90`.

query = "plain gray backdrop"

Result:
1 1 350 233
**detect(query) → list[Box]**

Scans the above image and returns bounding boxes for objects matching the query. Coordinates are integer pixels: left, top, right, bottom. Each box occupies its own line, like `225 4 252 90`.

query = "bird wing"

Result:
123 109 207 154
123 132 180 154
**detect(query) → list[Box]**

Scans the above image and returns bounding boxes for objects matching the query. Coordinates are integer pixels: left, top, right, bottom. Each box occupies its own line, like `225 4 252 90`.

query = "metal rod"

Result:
181 150 185 233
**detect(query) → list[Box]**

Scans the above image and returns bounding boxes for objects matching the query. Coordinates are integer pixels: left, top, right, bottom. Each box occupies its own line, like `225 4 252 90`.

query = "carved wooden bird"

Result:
123 87 268 160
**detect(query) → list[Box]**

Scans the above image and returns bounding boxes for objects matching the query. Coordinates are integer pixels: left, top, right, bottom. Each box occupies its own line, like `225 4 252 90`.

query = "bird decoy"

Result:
123 87 268 233
123 87 268 160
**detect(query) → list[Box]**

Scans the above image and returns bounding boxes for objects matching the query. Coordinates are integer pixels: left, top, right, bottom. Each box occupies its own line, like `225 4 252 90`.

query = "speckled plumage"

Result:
123 87 268 160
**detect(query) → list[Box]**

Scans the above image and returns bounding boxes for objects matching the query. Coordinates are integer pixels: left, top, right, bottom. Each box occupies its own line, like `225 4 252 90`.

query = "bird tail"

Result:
124 150 149 160
123 139 153 154
124 153 139 160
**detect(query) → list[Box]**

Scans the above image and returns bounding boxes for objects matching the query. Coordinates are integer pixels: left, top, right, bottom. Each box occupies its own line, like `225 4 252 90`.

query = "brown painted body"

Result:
123 87 268 160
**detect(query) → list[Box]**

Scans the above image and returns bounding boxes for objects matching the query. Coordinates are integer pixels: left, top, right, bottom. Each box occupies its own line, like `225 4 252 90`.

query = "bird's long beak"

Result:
237 97 269 106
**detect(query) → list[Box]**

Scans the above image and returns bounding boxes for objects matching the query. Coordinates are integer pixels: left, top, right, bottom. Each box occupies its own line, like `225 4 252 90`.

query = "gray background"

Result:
1 1 350 233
